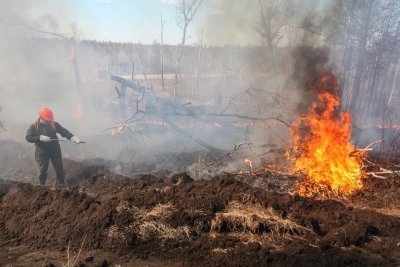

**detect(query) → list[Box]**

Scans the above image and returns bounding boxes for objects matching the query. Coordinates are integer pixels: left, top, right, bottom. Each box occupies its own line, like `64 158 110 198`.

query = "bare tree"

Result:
193 28 204 98
346 1 374 112
173 0 203 101
160 14 166 91
256 0 295 62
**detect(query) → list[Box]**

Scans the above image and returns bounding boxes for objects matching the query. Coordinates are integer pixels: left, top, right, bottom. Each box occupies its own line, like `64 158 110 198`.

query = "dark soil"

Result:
0 141 400 266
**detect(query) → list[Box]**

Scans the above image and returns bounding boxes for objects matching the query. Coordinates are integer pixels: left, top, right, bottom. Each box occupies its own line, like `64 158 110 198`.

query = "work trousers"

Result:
35 148 65 185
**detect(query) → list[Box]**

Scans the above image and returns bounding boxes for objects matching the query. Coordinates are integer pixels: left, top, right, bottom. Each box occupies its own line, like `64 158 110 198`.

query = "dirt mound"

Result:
0 170 399 266
0 139 399 266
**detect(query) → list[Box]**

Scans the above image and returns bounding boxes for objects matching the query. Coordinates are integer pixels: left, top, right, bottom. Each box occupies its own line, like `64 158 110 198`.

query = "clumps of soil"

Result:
0 167 399 266
0 140 399 266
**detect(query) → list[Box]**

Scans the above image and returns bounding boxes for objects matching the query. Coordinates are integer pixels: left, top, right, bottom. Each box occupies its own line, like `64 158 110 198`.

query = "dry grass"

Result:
211 247 230 254
115 201 176 219
109 201 191 242
107 225 126 239
110 200 317 250
144 203 176 219
62 235 86 267
375 208 400 217
210 201 315 250
115 200 140 213
138 221 191 240
211 201 308 235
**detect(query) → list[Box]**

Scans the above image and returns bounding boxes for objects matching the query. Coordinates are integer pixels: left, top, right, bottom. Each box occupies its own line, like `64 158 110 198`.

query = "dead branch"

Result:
204 143 252 168
163 112 291 128
365 164 400 179
162 115 219 154
365 170 400 179
349 139 383 156
137 54 151 89
107 74 289 153
160 14 165 91
256 148 285 157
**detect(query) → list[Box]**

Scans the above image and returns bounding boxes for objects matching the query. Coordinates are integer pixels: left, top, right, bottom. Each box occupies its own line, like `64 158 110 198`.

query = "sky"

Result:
20 0 272 45
29 0 209 45
72 0 187 44
3 0 328 45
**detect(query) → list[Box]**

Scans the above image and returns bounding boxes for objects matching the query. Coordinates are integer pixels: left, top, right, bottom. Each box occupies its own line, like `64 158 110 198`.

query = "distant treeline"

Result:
76 39 275 77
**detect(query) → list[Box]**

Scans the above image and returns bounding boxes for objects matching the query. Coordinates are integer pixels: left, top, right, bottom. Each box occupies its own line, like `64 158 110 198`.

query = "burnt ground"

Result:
0 140 400 266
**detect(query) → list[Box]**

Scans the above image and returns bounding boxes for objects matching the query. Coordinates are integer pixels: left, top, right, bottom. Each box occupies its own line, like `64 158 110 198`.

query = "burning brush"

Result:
289 72 365 198
244 158 254 175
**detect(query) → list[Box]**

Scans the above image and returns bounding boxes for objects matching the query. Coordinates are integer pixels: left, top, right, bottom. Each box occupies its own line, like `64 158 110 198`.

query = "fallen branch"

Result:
162 115 220 154
107 74 289 152
204 143 252 168
350 139 383 157
365 168 400 179
164 112 291 128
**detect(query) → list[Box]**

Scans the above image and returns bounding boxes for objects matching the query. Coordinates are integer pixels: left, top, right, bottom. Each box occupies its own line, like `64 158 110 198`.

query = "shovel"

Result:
49 138 86 144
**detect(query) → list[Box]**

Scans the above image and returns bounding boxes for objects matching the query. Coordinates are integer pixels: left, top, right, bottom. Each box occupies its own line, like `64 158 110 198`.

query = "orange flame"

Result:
73 102 83 119
111 123 125 135
290 73 364 198
244 158 253 169
213 122 223 128
244 158 255 175
68 46 76 60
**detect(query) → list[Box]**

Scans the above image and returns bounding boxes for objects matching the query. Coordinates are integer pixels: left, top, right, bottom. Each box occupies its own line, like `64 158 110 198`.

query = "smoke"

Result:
201 0 262 46
197 0 334 159
291 45 335 115
0 0 360 179
0 0 105 135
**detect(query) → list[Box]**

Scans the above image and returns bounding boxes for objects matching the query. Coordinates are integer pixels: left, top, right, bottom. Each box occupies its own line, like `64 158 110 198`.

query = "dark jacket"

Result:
26 121 74 152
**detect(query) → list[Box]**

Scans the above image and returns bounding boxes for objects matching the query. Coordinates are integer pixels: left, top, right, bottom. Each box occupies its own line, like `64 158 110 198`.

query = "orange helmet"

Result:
39 107 54 121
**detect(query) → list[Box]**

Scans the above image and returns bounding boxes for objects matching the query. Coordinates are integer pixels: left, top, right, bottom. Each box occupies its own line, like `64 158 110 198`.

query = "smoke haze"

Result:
0 0 395 176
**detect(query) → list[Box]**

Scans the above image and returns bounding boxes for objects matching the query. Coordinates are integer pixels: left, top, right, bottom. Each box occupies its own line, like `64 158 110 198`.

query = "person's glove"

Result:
39 135 51 142
71 136 80 144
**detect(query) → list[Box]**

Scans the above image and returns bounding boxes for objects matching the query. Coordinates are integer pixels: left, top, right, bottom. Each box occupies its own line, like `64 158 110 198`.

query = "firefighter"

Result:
26 107 81 187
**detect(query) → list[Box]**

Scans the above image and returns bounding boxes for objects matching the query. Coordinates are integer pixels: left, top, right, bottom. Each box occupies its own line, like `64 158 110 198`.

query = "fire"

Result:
244 158 253 169
111 123 125 135
68 46 76 60
244 158 254 174
73 102 83 119
265 163 277 171
213 122 223 128
290 73 364 198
